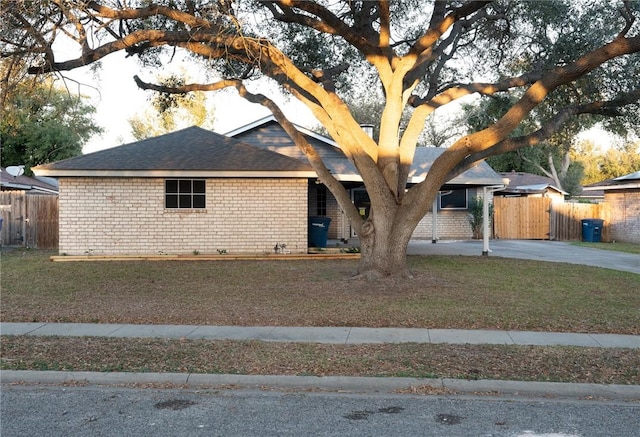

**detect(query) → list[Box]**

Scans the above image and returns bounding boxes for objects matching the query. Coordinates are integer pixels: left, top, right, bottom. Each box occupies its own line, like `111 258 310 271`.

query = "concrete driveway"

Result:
407 240 640 275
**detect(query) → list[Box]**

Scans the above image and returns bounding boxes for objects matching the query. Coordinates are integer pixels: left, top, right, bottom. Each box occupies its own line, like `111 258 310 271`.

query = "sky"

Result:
57 51 318 154
55 43 620 156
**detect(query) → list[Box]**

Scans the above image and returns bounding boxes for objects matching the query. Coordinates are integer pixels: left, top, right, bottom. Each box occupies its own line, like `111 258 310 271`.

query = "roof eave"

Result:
32 169 317 178
583 183 640 191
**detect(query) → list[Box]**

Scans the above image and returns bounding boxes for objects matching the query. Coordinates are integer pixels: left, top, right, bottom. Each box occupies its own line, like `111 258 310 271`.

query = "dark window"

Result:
165 179 206 209
316 185 327 216
439 189 468 210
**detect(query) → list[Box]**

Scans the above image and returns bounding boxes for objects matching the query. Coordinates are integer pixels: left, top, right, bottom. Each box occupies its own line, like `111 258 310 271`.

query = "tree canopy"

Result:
2 1 639 277
0 64 102 172
129 72 215 140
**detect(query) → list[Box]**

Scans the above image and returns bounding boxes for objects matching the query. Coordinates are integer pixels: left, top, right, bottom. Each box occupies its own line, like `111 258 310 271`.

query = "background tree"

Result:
577 139 640 184
129 72 215 140
461 95 586 195
2 1 639 278
1 70 102 173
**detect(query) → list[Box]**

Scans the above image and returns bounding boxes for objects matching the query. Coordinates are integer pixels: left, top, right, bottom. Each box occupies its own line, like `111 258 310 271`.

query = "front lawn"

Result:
2 249 638 334
571 241 640 255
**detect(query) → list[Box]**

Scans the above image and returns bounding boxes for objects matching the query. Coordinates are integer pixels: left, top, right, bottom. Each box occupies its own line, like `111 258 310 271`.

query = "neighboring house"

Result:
34 118 504 256
495 171 567 203
583 171 640 243
1 166 59 194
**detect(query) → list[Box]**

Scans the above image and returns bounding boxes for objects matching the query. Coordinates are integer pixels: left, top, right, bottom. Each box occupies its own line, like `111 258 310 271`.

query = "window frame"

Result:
316 185 327 216
165 179 206 210
439 188 468 210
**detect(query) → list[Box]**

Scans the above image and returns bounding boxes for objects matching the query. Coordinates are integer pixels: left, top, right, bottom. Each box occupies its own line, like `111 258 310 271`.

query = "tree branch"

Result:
445 88 640 181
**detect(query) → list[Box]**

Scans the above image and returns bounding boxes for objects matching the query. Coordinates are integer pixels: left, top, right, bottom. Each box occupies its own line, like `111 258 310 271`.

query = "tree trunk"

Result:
355 210 415 279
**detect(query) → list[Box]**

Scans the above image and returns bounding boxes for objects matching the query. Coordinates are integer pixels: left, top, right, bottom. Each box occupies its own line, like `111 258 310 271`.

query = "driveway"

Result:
407 240 640 275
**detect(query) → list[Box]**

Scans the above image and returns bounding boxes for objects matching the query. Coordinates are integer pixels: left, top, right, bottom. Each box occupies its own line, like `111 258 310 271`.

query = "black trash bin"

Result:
581 219 604 242
308 216 331 248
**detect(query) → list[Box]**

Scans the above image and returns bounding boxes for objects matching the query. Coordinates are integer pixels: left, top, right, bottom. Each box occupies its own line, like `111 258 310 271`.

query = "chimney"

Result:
360 124 374 138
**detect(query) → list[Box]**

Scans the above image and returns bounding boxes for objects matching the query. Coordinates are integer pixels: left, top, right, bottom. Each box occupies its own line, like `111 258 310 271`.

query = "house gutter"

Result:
582 183 640 191
0 182 58 194
31 169 317 179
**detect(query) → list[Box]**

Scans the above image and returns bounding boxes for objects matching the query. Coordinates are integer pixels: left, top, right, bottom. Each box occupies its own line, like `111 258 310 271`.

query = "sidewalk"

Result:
2 322 639 348
3 322 639 399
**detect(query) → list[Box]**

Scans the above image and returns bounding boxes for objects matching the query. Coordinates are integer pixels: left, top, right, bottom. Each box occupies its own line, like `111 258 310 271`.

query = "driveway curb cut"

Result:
2 370 639 401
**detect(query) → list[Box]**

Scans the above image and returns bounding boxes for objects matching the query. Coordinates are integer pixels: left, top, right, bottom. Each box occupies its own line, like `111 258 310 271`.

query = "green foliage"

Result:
129 72 214 140
468 197 493 240
1 78 102 172
462 94 586 195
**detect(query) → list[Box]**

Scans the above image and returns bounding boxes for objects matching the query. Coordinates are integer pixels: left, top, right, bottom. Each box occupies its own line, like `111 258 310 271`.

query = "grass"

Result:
571 241 640 255
1 249 639 333
2 249 639 385
1 336 638 385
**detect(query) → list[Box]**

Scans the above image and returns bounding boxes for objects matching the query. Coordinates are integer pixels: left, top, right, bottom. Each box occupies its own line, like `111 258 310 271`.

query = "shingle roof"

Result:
34 126 313 175
410 148 504 186
499 171 555 187
229 117 504 186
583 171 640 191
1 167 59 193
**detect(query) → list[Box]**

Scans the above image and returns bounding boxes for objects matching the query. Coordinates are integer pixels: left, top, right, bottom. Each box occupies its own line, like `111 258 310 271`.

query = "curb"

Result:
2 371 639 401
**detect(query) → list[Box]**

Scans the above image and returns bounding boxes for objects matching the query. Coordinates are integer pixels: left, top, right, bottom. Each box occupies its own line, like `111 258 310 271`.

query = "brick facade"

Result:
58 177 308 255
412 210 474 240
605 190 640 244
312 186 482 241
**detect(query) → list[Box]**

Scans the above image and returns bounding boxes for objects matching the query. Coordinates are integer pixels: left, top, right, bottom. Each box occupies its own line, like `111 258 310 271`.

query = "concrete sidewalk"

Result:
407 240 640 274
2 322 639 348
3 322 639 399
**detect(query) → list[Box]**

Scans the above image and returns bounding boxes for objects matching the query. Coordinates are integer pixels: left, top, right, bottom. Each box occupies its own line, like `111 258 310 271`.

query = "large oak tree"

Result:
2 1 639 278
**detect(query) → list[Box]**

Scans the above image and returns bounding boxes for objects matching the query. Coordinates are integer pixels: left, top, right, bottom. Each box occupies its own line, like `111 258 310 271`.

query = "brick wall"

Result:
412 210 473 240
412 189 489 240
58 177 308 255
605 190 640 244
312 186 483 241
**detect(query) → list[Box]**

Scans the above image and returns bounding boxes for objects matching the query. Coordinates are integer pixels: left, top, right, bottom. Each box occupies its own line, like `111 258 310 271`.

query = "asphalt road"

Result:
2 385 639 437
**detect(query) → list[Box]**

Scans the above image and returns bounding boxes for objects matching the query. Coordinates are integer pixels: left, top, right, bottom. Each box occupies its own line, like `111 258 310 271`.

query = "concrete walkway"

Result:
3 323 639 398
2 322 639 348
407 240 640 274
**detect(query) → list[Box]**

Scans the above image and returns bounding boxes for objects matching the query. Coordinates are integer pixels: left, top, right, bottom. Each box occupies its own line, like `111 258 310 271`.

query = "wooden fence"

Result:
0 192 58 248
493 196 611 241
494 197 551 239
549 202 610 241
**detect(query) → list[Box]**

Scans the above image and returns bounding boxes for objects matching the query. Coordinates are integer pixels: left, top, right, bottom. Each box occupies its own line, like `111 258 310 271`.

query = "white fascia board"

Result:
331 174 363 182
1 182 32 190
583 183 640 191
33 169 318 178
407 176 505 186
223 115 276 136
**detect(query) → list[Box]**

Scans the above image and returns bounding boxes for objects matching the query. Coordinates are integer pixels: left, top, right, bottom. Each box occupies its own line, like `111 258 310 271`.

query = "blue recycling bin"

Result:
581 219 603 242
308 216 331 248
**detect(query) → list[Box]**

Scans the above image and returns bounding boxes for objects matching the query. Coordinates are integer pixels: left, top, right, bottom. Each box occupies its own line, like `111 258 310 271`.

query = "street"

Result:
2 385 639 436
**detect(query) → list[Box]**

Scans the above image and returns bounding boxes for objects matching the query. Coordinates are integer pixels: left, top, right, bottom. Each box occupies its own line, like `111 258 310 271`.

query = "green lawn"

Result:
571 241 640 255
2 249 639 334
3 249 639 385
2 336 638 385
